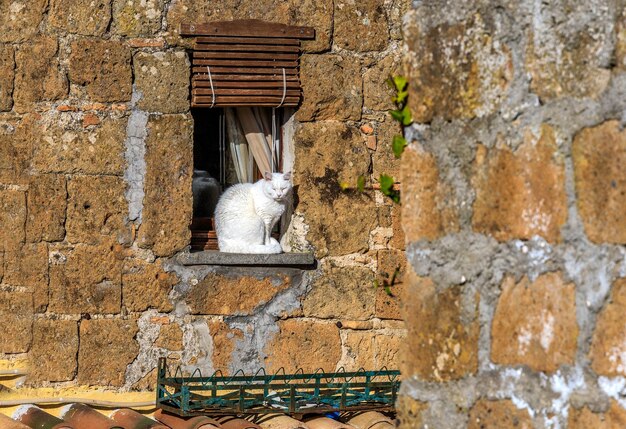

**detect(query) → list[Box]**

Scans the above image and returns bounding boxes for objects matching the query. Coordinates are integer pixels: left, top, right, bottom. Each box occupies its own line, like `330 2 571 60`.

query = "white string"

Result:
277 68 286 108
206 65 215 108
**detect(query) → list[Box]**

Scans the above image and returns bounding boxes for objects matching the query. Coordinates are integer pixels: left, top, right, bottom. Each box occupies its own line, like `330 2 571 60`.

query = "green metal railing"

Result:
156 358 400 416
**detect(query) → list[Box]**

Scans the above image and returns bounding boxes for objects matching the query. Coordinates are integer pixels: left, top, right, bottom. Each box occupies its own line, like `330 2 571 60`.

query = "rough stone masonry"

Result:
398 0 626 427
0 0 408 396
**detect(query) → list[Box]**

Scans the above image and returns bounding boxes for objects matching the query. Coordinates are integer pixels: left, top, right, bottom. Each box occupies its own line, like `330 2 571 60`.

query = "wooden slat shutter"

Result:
181 20 315 108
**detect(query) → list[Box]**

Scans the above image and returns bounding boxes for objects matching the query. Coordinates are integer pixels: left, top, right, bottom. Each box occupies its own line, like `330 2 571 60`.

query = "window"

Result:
181 20 314 251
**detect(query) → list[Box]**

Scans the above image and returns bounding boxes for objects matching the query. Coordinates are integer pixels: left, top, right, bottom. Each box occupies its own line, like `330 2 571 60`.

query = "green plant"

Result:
374 266 400 296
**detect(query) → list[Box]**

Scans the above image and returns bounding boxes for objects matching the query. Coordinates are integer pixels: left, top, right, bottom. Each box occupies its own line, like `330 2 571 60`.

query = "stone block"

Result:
33 117 127 175
0 114 40 184
0 45 14 111
401 144 458 242
14 36 68 113
491 273 577 373
375 249 406 320
526 16 611 100
468 400 533 429
617 9 626 69
334 0 389 52
401 270 479 381
209 320 243 372
66 175 131 245
112 0 165 37
186 272 290 315
371 118 402 180
264 319 341 372
0 291 33 353
122 259 177 312
48 242 123 314
28 319 78 382
78 318 139 387
0 0 47 43
472 125 567 243
573 121 626 244
133 51 190 113
303 264 376 320
4 243 48 312
26 174 66 242
341 329 405 371
69 39 132 102
404 13 512 122
590 278 626 376
389 204 405 251
165 0 332 52
297 54 363 122
396 395 427 429
49 0 111 36
0 189 26 252
568 401 626 429
294 121 375 256
138 114 193 256
155 323 183 350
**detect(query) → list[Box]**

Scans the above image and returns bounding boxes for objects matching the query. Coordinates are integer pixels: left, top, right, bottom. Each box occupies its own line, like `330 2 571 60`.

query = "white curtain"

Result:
225 108 254 183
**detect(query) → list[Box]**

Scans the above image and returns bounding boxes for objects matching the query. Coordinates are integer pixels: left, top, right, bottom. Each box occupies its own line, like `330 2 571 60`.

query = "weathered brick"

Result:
69 40 132 103
472 125 567 243
0 114 38 184
0 189 26 252
48 242 123 314
401 270 479 381
0 0 47 43
209 320 243 373
334 0 389 52
187 272 290 315
468 399 533 429
491 273 577 373
138 114 193 256
133 51 190 114
0 45 14 111
78 318 139 387
155 323 183 350
568 401 626 429
396 395 428 429
401 144 458 242
49 0 111 36
112 0 165 37
0 291 33 353
4 243 48 312
303 264 376 320
294 121 375 256
375 249 406 320
122 259 177 313
166 0 332 52
14 36 68 113
264 319 341 372
28 319 78 383
297 54 363 122
405 13 512 122
573 121 626 244
341 329 405 371
26 174 66 242
590 278 626 376
33 117 127 176
66 175 131 245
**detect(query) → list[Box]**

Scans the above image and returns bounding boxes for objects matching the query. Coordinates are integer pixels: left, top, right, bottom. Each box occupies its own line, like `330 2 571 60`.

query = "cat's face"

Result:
263 172 292 201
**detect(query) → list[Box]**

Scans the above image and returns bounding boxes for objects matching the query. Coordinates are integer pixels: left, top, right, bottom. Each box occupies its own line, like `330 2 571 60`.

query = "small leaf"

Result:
392 135 407 158
379 174 395 193
339 181 350 191
357 175 366 193
400 105 413 126
390 109 404 123
392 76 408 92
384 284 393 297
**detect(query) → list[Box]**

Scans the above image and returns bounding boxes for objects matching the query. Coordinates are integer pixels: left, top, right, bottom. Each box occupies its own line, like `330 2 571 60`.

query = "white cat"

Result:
214 172 292 254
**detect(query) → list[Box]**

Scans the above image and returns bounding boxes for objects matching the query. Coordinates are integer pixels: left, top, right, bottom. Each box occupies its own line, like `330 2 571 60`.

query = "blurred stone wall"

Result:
0 0 407 391
398 0 626 427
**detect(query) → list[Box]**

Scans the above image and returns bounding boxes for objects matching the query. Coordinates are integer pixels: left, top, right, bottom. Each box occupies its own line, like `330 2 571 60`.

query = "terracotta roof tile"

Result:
13 405 74 429
0 412 31 429
304 417 356 429
255 415 308 429
213 416 262 429
153 410 221 429
346 412 394 429
60 404 123 429
110 409 169 429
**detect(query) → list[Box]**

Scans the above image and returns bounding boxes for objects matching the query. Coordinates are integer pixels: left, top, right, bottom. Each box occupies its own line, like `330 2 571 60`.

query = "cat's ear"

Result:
264 171 273 181
283 171 292 180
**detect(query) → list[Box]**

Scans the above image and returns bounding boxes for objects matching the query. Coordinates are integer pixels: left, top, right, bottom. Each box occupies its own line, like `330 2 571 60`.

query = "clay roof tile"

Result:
153 409 222 429
60 404 123 429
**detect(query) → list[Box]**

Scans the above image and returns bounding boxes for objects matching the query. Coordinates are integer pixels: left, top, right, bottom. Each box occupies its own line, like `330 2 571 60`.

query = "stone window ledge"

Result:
177 250 316 268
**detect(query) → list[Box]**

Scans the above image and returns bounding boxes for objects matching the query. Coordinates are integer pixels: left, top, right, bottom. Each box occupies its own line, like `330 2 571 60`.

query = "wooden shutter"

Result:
181 20 315 108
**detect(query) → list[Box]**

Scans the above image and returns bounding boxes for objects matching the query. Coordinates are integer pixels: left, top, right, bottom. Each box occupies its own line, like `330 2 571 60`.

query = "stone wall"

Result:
398 0 626 427
0 0 407 392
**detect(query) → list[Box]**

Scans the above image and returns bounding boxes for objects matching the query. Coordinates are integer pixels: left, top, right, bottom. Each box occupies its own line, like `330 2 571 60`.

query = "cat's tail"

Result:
218 239 282 254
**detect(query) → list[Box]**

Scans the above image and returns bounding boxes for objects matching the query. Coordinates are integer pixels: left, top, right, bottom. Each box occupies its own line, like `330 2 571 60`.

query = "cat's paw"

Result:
266 240 282 254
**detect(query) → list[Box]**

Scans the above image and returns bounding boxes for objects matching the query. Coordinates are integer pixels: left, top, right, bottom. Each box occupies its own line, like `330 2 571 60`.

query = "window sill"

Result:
177 250 316 268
